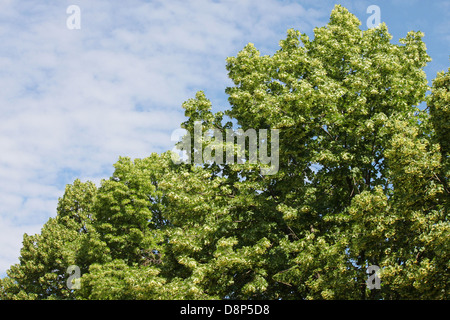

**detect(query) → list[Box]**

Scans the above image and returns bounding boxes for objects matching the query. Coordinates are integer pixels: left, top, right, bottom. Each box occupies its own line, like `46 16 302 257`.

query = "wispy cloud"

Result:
0 0 325 276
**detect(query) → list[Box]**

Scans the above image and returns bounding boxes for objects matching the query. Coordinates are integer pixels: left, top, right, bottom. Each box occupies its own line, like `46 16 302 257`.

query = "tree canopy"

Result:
1 5 448 300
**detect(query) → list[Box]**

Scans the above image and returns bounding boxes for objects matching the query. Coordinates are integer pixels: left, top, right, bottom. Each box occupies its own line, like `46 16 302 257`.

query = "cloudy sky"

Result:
0 0 449 278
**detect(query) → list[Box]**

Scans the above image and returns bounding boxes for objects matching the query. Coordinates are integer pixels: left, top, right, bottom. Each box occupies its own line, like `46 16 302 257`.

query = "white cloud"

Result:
0 0 325 277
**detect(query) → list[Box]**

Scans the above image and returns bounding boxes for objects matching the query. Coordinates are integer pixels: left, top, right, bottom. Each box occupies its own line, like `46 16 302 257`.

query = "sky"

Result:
0 0 449 279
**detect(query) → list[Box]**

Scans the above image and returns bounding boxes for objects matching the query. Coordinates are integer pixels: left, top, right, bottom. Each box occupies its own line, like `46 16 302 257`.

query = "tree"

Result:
0 180 101 299
1 5 448 300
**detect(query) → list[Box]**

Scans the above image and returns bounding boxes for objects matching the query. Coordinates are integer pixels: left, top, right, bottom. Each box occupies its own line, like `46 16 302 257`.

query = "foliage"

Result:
1 5 448 300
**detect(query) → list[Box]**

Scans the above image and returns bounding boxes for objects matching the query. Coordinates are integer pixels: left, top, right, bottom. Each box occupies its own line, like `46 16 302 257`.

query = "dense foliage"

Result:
1 5 448 300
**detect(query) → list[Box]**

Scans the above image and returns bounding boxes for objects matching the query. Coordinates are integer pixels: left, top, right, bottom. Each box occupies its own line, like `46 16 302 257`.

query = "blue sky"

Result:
0 0 449 278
